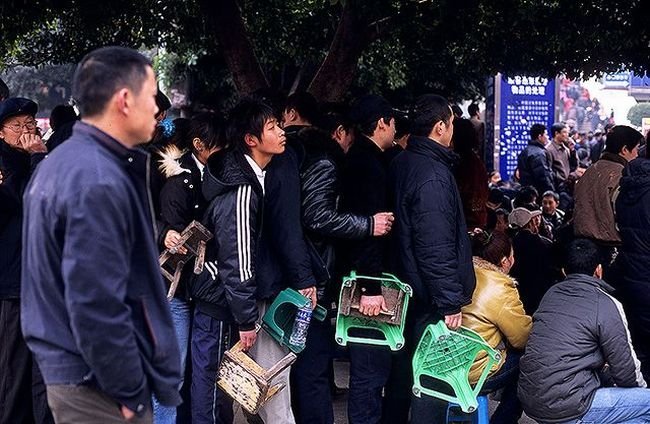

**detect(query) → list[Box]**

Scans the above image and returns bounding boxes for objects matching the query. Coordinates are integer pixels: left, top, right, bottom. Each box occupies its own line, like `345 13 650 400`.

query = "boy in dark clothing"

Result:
190 99 288 424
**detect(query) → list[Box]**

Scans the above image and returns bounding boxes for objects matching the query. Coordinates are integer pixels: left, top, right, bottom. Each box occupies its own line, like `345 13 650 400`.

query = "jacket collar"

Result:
529 139 546 149
565 273 615 293
74 121 150 167
406 135 459 168
600 151 627 166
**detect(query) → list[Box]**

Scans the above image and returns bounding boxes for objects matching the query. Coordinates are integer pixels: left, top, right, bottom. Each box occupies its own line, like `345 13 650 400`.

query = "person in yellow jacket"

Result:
462 230 532 424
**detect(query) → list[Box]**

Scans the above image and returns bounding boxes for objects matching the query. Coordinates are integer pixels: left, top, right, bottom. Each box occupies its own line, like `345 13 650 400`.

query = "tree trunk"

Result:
308 2 373 103
198 0 269 95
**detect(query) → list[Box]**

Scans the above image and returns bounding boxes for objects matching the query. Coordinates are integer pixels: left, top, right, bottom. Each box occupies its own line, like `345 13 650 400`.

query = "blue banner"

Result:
499 76 556 180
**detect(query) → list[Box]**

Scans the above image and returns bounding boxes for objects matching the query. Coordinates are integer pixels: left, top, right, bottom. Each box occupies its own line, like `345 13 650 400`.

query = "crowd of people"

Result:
3 45 650 424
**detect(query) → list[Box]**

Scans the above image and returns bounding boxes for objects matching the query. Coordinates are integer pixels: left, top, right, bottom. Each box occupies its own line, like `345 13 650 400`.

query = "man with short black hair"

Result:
22 46 182 423
517 123 555 196
519 239 650 424
574 125 641 277
468 103 485 158
391 94 476 423
339 94 396 424
547 122 572 189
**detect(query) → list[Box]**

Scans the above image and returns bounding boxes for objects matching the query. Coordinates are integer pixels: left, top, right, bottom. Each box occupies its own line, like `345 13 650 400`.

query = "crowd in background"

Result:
3 46 650 424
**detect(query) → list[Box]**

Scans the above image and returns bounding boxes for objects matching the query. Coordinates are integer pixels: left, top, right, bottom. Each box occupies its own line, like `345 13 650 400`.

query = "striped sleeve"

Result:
598 288 647 388
236 185 252 282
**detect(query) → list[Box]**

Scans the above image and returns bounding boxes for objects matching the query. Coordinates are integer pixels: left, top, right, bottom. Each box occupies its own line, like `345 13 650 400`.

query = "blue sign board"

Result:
630 72 650 88
499 76 556 180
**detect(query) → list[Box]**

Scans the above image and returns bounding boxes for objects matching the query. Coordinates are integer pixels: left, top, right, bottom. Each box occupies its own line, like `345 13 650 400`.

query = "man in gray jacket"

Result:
518 239 649 424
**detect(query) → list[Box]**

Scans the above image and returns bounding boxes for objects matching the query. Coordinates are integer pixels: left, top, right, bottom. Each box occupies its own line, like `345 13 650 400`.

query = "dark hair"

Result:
49 105 78 131
320 111 351 135
0 78 9 101
468 103 479 117
530 124 546 140
551 122 567 137
471 231 512 267
186 112 226 152
451 118 479 153
542 190 559 202
451 105 463 117
394 111 411 139
565 239 600 275
72 46 151 117
409 94 451 137
284 92 320 125
167 118 191 148
226 98 276 153
604 125 643 155
513 186 538 208
359 115 393 137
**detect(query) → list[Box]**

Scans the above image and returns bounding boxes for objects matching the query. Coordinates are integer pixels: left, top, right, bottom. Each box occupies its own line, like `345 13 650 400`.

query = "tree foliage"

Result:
627 102 650 127
1 0 650 107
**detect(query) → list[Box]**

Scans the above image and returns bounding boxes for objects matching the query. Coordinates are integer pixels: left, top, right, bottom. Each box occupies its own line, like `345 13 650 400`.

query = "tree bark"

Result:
308 2 374 103
198 0 269 95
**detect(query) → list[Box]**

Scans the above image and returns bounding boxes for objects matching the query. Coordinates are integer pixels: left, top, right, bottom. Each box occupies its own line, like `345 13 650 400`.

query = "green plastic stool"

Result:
412 321 501 414
262 288 327 354
335 271 412 351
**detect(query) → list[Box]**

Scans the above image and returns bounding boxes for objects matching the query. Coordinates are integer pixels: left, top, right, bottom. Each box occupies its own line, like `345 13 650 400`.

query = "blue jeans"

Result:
153 298 191 424
556 387 650 424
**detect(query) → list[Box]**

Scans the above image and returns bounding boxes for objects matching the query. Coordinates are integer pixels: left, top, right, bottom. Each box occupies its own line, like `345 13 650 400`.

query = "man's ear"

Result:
286 108 297 122
244 133 258 148
114 88 130 115
594 264 603 279
192 137 203 151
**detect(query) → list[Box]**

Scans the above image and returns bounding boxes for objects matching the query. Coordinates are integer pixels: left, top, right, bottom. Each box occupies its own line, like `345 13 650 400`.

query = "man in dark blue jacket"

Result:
517 123 555 196
21 47 182 423
390 94 476 424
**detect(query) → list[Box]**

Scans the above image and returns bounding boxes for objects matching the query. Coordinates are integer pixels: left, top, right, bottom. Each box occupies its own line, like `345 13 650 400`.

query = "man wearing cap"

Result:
0 97 53 424
509 205 561 315
390 94 476 423
338 93 396 424
21 46 181 423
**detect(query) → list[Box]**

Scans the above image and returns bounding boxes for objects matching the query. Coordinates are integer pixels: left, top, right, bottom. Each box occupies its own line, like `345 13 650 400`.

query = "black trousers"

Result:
290 317 335 424
0 299 53 424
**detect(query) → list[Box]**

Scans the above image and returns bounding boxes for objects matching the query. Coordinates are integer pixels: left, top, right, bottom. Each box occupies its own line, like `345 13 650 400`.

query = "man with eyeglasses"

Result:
0 97 52 423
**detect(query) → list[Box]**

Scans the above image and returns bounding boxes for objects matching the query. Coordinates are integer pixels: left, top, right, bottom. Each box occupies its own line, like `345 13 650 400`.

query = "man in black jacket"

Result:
339 94 396 424
517 123 555 197
390 94 476 424
22 47 182 423
0 97 52 424
519 239 649 423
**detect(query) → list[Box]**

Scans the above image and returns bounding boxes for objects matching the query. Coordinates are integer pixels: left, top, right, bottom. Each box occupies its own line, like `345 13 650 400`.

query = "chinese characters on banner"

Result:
499 75 556 180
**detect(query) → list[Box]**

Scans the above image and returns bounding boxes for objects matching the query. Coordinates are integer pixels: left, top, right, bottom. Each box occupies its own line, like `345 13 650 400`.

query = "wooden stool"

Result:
217 340 297 415
159 220 212 299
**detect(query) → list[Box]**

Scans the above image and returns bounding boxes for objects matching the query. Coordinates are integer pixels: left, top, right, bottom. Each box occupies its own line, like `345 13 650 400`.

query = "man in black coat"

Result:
0 97 53 424
517 123 555 196
339 94 396 424
390 94 476 424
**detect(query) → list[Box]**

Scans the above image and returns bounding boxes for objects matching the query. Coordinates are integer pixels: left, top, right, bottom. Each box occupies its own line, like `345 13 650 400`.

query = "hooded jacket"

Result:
518 274 645 423
390 135 476 316
157 145 208 299
191 149 262 331
615 157 650 376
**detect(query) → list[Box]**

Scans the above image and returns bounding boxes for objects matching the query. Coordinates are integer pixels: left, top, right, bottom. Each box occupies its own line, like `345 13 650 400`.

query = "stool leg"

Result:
476 396 489 424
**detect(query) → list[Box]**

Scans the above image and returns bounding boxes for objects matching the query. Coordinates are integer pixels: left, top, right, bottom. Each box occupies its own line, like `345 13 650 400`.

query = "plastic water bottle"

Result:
289 304 312 348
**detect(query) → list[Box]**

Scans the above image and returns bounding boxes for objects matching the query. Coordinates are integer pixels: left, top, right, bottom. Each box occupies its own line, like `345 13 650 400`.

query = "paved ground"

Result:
234 360 536 423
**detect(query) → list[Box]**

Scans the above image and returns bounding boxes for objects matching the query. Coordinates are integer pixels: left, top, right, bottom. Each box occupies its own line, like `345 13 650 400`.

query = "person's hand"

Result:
444 312 463 330
359 295 388 317
19 133 47 154
298 286 317 309
239 329 257 351
164 230 187 254
372 212 394 236
120 405 135 420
